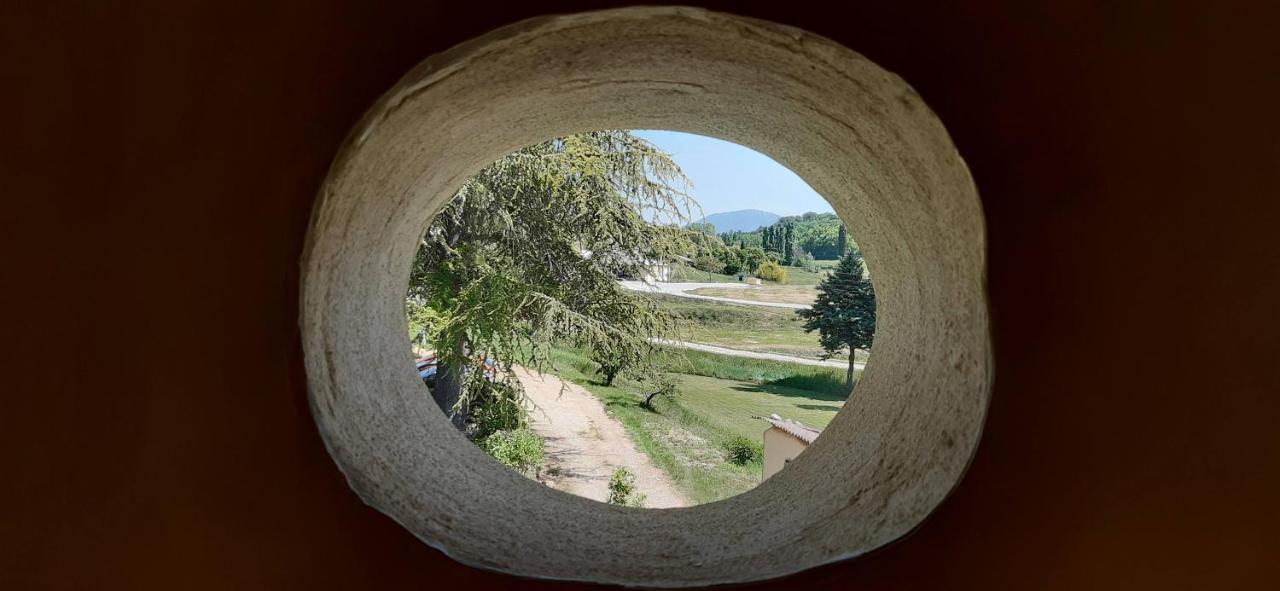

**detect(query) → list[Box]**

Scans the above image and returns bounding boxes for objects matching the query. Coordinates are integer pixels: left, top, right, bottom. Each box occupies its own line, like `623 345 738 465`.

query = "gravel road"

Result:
618 280 811 310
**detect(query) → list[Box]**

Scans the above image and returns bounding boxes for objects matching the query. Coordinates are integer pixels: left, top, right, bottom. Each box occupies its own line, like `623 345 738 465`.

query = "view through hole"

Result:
305 7 989 583
404 129 875 508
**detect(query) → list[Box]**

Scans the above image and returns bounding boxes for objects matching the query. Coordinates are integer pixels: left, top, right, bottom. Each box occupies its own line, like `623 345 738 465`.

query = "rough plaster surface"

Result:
300 6 991 587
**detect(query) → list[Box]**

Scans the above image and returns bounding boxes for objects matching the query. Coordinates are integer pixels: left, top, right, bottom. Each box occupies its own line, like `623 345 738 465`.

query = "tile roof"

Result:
762 413 821 444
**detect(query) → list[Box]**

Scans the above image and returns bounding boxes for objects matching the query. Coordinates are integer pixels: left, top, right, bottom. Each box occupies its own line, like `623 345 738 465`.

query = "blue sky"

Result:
634 130 833 217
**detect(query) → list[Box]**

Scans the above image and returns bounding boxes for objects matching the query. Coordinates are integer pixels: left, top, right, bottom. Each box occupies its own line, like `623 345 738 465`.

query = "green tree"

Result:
693 255 724 274
796 251 876 387
683 228 731 265
741 245 765 271
688 222 717 236
778 221 788 263
759 213 844 259
409 131 694 427
722 249 743 276
836 223 848 256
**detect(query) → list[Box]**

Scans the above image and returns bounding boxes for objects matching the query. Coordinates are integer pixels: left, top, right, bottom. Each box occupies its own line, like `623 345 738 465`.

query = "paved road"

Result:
618 280 811 310
517 368 687 508
651 338 866 371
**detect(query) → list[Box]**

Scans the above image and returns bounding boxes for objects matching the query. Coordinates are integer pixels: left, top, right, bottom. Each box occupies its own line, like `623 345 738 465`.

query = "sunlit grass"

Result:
547 346 859 504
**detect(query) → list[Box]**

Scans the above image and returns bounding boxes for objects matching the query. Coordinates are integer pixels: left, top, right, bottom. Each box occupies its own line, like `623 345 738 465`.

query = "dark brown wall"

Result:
4 1 1277 588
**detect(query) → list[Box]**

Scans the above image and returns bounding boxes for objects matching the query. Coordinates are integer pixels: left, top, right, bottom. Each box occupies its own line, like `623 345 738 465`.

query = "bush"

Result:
479 428 544 477
755 260 788 283
724 435 762 465
469 381 523 440
693 255 725 274
607 467 647 507
722 261 742 276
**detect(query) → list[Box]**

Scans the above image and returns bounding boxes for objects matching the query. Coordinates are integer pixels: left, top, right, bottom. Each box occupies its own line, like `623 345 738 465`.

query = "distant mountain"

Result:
693 209 782 233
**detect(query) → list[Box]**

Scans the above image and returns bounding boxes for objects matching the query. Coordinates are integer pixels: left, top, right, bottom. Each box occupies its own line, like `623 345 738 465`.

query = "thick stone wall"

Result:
3 1 1278 589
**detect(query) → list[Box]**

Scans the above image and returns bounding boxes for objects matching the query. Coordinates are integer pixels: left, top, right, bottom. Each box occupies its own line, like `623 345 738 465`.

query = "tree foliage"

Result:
693 255 725 274
409 131 695 425
755 260 788 282
687 222 717 236
724 435 762 465
796 250 876 386
738 213 848 262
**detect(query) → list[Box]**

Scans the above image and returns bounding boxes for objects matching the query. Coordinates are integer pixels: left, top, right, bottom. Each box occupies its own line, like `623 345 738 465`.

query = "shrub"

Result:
607 467 646 507
469 381 523 440
722 261 742 276
479 428 545 477
755 260 788 283
724 435 762 465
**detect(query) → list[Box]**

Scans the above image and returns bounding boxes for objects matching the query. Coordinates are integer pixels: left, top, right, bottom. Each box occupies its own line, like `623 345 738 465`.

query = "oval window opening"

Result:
405 129 876 507
302 7 990 587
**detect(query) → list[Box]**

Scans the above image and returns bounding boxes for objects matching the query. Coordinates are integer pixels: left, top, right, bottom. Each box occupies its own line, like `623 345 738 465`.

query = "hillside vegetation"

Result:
719 212 854 261
549 346 854 503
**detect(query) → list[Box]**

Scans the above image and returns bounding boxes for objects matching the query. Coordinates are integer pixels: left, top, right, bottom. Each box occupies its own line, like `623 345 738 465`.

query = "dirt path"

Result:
517 368 687 508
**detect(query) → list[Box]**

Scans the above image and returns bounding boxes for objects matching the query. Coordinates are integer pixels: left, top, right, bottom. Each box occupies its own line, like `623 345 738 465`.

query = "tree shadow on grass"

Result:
728 381 850 403
795 403 842 411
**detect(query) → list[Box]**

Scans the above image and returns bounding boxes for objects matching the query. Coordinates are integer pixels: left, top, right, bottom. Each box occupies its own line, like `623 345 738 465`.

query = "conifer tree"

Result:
796 250 876 386
410 131 694 427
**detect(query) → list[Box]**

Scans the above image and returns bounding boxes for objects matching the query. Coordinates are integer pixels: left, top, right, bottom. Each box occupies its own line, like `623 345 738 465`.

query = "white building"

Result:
761 414 821 480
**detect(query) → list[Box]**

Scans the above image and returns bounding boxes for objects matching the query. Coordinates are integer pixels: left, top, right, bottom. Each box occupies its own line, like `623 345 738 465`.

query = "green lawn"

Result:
780 266 833 285
547 346 857 504
666 264 741 283
669 374 844 440
648 293 822 358
653 344 852 395
645 293 876 362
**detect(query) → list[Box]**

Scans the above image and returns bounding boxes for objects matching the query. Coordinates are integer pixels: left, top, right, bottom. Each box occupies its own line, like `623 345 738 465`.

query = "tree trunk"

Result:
644 390 661 409
846 349 856 387
432 340 469 430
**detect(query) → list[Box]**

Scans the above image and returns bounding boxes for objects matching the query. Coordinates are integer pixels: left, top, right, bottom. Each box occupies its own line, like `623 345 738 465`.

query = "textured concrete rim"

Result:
301 6 991 587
